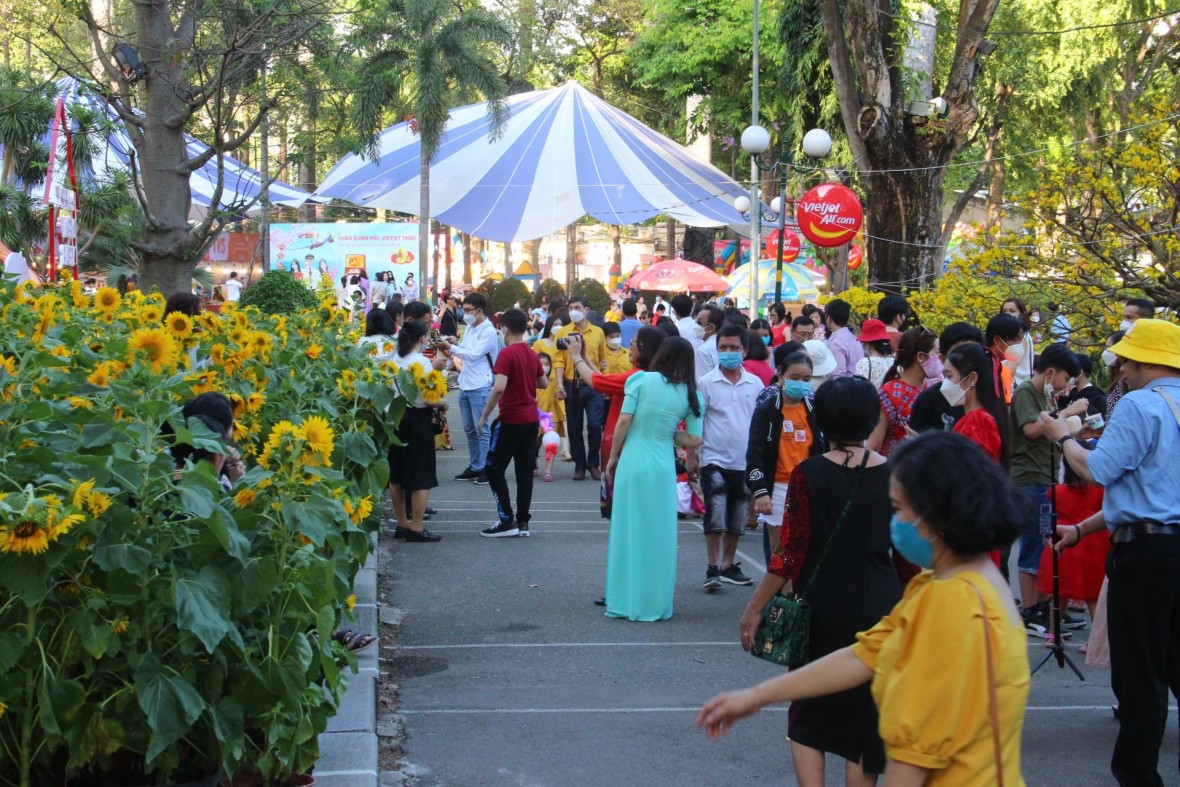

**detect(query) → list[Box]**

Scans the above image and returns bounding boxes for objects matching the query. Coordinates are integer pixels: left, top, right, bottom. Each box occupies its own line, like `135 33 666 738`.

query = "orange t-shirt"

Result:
776 401 814 483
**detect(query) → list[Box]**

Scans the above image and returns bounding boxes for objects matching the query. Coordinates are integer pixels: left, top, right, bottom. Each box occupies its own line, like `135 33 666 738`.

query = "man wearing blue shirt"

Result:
617 298 642 349
1040 319 1180 787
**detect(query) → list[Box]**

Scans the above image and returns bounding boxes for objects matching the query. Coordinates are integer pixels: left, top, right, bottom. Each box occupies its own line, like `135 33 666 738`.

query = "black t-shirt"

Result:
1059 384 1106 417
908 385 964 433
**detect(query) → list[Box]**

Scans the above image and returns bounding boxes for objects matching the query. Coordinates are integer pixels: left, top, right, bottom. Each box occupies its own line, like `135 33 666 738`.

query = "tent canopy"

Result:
314 82 748 242
725 259 821 305
4 78 312 219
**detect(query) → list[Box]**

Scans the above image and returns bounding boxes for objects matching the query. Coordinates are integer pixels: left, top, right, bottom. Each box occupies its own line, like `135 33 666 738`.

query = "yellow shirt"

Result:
553 322 606 381
850 571 1029 787
603 345 632 375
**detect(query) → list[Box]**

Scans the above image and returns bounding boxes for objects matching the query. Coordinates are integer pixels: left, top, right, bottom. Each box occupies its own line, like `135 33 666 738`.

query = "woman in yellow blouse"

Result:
533 309 569 455
699 431 1030 786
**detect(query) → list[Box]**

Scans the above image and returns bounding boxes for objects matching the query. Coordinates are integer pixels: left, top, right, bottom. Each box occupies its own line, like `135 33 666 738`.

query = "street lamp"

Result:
738 125 832 306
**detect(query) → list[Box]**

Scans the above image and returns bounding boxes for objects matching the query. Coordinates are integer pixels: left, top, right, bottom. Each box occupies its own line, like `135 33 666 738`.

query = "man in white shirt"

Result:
672 294 703 349
433 292 498 484
689 324 762 589
694 304 723 380
224 272 243 302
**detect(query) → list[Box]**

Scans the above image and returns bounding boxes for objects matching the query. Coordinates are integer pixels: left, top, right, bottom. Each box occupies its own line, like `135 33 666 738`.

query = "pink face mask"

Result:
921 353 944 380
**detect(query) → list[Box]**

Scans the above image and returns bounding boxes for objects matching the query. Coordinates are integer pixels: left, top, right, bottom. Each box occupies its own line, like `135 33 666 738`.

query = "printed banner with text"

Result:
269 223 423 288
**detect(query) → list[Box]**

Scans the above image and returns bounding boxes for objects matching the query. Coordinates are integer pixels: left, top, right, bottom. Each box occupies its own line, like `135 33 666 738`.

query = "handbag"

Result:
752 450 870 668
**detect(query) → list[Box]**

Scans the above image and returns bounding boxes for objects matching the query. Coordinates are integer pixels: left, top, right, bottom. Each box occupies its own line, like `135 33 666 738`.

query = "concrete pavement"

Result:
381 401 1179 786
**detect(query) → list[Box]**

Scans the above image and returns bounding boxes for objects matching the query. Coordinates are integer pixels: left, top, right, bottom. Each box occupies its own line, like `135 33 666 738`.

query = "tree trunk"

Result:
503 241 512 277
985 158 1005 231
298 113 317 223
461 232 472 284
134 2 200 295
862 164 947 292
612 225 622 274
565 222 577 290
418 155 429 298
665 217 676 259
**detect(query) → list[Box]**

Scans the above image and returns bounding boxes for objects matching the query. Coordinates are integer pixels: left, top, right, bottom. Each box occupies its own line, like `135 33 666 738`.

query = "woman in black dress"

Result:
739 376 900 787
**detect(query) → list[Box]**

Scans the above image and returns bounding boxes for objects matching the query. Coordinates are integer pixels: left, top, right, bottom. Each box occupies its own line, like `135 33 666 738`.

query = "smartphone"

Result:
429 328 440 342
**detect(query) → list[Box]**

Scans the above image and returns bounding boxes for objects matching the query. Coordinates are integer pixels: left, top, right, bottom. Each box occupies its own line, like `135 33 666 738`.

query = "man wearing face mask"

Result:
434 293 499 484
553 295 607 481
690 324 764 589
1121 297 1154 332
1008 343 1085 635
671 294 703 349
985 313 1026 404
694 304 724 380
1039 319 1180 786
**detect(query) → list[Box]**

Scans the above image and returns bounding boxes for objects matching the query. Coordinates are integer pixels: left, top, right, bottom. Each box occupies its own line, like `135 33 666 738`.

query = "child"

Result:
602 321 633 374
539 409 560 482
534 350 566 454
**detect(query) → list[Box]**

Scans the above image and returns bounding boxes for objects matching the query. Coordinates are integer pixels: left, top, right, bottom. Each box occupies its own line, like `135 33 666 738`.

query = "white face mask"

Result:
1003 341 1026 365
939 377 968 407
1101 349 1117 368
687 320 705 340
606 337 622 349
463 312 478 326
1044 380 1056 398
568 310 586 324
1119 319 1135 332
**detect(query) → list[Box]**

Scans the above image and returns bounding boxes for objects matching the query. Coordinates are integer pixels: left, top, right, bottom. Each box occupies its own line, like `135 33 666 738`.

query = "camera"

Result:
555 337 568 351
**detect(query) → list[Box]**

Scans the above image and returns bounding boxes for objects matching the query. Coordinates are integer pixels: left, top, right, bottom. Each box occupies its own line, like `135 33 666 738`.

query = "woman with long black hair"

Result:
945 342 1010 467
602 337 703 621
385 321 442 542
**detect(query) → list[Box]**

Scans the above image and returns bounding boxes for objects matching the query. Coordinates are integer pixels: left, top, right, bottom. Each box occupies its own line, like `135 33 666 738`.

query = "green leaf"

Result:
135 654 205 764
210 696 245 759
0 631 24 671
0 549 65 603
80 420 119 448
205 504 250 562
70 609 113 659
92 543 153 574
39 673 87 736
176 477 216 519
175 565 234 652
339 430 378 465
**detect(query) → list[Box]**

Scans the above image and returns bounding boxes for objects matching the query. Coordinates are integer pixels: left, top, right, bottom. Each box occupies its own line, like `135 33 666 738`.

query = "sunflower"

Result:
346 593 357 613
248 332 274 356
126 327 178 375
68 396 92 410
186 370 219 395
343 495 373 525
245 391 266 413
228 327 249 345
336 369 358 398
94 286 121 313
71 479 96 509
305 344 323 360
232 488 257 508
228 393 246 418
299 415 335 466
51 346 71 359
197 312 222 332
258 420 301 469
84 491 113 517
0 519 51 554
139 304 164 324
165 311 194 339
70 281 88 308
417 368 449 405
86 364 111 387
111 618 129 636
0 355 16 400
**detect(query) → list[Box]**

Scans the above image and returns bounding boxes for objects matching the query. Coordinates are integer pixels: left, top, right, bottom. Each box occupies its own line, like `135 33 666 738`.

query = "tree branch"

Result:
817 0 870 164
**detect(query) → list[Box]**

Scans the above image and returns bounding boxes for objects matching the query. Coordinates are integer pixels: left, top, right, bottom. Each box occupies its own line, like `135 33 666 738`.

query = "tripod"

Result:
1032 435 1085 680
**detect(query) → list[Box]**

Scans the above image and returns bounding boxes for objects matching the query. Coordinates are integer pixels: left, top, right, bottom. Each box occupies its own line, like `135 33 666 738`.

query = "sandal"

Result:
332 629 377 652
544 472 553 482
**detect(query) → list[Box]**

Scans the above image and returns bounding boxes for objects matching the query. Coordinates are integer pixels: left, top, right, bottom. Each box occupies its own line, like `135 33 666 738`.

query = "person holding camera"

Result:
1039 319 1180 786
553 296 607 481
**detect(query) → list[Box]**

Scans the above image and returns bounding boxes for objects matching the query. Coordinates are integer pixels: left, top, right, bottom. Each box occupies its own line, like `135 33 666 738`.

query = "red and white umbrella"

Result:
627 259 728 293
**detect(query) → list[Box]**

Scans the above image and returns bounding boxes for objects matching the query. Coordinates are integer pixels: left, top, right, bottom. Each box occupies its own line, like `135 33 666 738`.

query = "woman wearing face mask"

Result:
746 351 828 564
1103 330 1128 422
869 327 939 457
533 309 570 460
1001 299 1036 388
742 328 776 386
737 376 896 787
944 343 1009 466
854 319 895 390
702 432 1030 787
386 321 443 542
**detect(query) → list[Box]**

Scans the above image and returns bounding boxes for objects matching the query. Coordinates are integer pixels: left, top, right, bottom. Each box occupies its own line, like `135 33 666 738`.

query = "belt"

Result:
1111 522 1180 543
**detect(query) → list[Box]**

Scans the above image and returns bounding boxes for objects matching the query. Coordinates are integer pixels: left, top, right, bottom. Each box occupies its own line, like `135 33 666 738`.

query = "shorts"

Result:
756 483 789 527
387 408 439 491
701 465 750 535
1016 483 1051 575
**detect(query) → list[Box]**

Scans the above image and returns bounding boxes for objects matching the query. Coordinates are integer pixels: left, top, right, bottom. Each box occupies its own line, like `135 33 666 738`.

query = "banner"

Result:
269 223 421 288
202 232 260 264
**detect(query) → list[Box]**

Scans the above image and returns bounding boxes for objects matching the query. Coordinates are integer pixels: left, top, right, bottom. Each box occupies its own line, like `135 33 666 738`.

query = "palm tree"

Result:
0 69 55 186
351 0 511 302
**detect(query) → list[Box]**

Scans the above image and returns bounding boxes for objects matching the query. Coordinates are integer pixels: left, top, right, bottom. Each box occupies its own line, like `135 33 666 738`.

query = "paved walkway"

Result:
374 396 1177 785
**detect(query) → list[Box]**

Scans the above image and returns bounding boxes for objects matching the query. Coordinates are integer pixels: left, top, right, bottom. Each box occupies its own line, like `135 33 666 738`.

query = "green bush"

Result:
537 278 565 308
239 269 319 315
490 277 531 314
477 277 499 304
572 278 610 315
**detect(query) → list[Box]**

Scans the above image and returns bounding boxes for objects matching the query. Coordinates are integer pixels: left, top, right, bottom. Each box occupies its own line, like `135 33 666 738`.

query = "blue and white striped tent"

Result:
314 82 748 242
14 78 312 218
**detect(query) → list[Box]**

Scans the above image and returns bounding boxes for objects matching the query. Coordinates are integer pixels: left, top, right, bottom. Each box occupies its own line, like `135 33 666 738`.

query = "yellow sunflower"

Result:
228 327 249 346
94 286 121 313
248 332 274 356
245 391 266 413
126 327 178 375
84 491 112 517
228 393 246 418
139 304 164 324
70 281 88 308
111 618 129 636
71 479 96 509
305 344 323 360
68 396 92 410
86 363 112 388
258 420 301 469
346 593 357 613
299 415 335 466
164 311 194 339
343 495 373 525
232 488 257 508
0 355 16 400
0 519 51 554
186 370 219 395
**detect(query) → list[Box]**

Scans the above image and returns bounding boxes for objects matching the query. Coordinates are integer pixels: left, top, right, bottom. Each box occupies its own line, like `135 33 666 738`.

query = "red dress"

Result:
591 368 641 465
1037 484 1107 601
953 408 1002 463
878 379 921 456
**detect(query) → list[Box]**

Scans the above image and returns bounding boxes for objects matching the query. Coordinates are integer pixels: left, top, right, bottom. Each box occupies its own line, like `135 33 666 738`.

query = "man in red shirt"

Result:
477 308 549 538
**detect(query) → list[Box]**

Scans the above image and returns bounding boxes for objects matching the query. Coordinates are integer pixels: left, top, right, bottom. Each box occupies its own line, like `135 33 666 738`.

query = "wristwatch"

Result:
1057 435 1078 448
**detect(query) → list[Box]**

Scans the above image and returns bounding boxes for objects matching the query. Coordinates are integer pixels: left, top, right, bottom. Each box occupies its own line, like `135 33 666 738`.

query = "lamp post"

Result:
735 127 832 310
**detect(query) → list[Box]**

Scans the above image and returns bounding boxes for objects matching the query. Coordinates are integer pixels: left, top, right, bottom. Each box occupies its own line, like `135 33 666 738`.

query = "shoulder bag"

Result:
967 581 1005 787
752 450 870 668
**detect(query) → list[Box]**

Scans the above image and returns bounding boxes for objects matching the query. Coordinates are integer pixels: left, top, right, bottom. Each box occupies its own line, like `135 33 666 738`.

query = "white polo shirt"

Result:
698 366 762 470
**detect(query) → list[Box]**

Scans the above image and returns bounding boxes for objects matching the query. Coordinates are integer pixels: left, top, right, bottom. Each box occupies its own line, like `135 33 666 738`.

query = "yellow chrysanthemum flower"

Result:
232 488 257 508
299 415 335 466
94 286 121 313
305 344 323 360
164 311 194 339
126 327 178 375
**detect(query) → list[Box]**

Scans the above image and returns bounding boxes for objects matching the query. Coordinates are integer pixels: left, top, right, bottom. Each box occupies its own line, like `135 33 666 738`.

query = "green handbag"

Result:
753 451 869 668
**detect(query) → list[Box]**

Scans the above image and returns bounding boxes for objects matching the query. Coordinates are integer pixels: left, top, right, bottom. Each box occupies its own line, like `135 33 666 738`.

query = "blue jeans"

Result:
459 386 492 471
1016 483 1052 575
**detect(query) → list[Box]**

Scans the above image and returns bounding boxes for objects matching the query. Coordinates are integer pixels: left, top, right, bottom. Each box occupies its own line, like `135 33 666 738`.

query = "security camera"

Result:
906 98 949 119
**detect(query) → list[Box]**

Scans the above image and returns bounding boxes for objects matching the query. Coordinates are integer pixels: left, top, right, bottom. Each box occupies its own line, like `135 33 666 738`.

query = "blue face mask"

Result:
890 515 933 569
761 335 771 346
783 380 811 401
718 351 744 370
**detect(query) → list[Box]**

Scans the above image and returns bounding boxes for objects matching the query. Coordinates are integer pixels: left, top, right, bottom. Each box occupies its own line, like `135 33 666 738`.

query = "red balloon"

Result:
798 184 863 248
767 228 802 262
848 243 863 271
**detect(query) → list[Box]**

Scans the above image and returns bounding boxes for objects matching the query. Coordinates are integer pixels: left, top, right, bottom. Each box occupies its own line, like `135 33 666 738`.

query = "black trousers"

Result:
486 419 539 525
564 379 604 472
1107 534 1180 786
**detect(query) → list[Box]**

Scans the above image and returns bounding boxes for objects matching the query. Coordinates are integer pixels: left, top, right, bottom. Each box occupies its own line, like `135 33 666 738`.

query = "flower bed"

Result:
0 279 417 785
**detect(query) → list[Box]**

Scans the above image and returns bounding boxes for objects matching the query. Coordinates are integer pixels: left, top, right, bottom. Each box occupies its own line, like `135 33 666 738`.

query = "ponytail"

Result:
397 321 427 357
